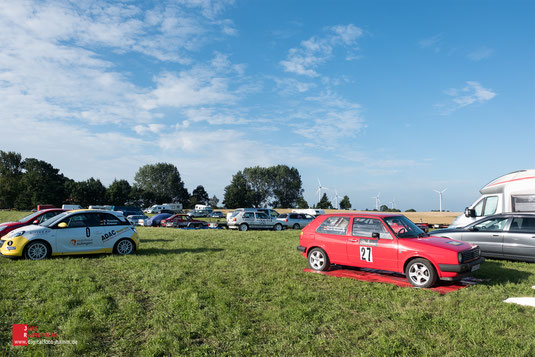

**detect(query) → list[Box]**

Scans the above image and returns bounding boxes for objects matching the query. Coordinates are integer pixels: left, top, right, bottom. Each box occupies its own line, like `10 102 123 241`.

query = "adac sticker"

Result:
101 230 116 242
445 241 463 246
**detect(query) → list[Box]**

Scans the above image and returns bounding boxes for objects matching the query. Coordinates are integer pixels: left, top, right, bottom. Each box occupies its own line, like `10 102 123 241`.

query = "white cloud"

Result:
280 24 363 77
467 47 494 61
437 81 497 114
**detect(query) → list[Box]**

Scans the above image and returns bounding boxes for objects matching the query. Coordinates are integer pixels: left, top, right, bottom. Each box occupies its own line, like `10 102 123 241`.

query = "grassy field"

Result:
1 211 535 356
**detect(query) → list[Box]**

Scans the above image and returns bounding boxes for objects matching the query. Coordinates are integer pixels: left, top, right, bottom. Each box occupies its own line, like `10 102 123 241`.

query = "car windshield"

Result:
40 211 70 227
384 216 426 238
18 211 45 223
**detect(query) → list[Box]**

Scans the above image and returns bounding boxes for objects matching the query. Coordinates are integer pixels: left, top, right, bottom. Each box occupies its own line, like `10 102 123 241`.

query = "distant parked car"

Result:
144 213 172 227
187 210 209 218
277 213 315 229
297 213 484 288
432 213 535 262
162 214 208 229
209 211 225 218
0 209 65 238
227 211 285 231
127 215 148 226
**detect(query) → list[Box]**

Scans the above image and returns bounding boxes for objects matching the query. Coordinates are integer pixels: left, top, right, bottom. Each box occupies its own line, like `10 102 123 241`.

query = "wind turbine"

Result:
390 197 397 210
372 193 381 210
333 189 341 209
433 188 448 212
316 178 329 202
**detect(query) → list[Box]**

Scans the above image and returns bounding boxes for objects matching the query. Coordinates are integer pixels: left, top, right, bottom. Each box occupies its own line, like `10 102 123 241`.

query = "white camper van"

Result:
291 208 325 217
450 170 535 227
145 203 183 214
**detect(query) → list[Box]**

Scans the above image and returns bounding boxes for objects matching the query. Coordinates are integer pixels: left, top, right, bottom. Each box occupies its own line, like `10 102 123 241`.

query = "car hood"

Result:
403 235 474 252
7 224 52 237
432 228 468 235
0 221 24 228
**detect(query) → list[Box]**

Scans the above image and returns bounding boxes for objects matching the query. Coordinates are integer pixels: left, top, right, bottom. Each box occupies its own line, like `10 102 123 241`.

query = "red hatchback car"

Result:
297 213 484 288
0 209 65 238
160 214 208 229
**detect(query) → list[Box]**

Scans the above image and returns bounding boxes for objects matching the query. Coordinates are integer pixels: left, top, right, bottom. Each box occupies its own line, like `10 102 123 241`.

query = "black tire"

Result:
308 248 330 271
405 258 437 288
23 240 50 260
114 238 135 255
292 223 300 230
239 223 248 232
273 223 283 231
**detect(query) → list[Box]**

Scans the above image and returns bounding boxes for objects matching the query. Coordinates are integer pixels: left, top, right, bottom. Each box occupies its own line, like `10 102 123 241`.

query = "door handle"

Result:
348 239 358 242
492 234 500 237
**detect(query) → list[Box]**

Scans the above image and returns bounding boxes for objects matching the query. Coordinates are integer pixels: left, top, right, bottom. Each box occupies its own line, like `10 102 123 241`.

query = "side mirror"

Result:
58 222 68 228
464 207 476 218
32 220 39 225
372 232 380 239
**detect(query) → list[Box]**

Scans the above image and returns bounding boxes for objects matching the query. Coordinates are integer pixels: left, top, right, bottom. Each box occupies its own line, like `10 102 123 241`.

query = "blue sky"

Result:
1 0 534 211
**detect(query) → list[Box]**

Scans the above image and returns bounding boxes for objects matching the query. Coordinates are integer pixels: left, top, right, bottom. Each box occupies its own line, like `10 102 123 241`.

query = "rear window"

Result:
316 216 349 236
279 214 287 218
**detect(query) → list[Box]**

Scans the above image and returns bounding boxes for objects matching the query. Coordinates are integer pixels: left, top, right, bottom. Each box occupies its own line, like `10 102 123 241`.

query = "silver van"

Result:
227 210 285 231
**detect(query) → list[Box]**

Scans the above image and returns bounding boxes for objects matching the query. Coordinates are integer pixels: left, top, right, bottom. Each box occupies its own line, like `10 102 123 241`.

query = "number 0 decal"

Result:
86 227 90 238
360 246 373 262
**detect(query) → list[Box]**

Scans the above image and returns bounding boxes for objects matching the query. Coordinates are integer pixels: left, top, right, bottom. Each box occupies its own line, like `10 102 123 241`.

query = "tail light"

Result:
233 218 236 221
285 219 288 222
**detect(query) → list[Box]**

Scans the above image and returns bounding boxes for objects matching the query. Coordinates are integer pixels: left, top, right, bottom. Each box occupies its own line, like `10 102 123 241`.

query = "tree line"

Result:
0 151 216 210
2 151 343 210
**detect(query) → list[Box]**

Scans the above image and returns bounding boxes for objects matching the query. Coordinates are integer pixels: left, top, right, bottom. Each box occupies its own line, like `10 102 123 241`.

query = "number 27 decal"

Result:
360 246 373 262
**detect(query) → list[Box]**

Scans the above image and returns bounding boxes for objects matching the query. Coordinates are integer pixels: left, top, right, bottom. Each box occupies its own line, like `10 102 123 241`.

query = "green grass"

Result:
1 211 535 356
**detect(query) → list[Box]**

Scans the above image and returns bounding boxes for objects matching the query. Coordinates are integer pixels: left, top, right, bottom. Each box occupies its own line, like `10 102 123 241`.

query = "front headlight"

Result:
458 252 463 264
8 230 25 238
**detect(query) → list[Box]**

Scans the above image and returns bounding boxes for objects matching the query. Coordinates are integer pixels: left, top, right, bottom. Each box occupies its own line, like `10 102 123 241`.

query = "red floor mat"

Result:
303 266 483 294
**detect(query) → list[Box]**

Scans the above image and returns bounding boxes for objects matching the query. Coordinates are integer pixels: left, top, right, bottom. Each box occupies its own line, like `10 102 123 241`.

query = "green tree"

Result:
223 171 252 208
14 158 67 210
317 193 333 209
133 163 189 206
106 179 132 206
190 185 210 206
66 178 106 207
380 204 389 212
270 165 303 208
0 151 23 208
208 195 219 208
405 208 416 212
243 167 272 207
339 195 351 210
296 196 309 209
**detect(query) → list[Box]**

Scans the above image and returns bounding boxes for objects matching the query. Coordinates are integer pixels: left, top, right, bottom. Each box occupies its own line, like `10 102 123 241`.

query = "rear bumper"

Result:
439 257 485 273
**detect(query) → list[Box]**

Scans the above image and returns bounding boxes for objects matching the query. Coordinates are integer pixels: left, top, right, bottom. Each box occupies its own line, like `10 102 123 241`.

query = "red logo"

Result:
12 324 28 346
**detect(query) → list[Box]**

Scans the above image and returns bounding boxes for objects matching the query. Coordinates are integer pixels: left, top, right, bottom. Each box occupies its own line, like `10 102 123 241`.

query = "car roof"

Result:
320 212 403 218
68 209 124 217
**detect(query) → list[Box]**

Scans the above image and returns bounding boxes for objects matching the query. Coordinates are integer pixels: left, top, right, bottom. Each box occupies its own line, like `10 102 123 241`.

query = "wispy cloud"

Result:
280 24 363 77
418 34 443 53
467 46 494 61
437 81 497 114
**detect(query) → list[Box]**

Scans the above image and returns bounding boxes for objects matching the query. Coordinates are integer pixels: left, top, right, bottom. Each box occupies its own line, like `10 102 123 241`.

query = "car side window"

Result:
243 212 254 219
474 199 484 217
473 217 508 231
483 196 499 215
256 212 269 219
510 217 535 232
316 216 349 235
64 214 92 228
38 211 58 223
271 211 279 218
352 218 393 239
99 213 122 226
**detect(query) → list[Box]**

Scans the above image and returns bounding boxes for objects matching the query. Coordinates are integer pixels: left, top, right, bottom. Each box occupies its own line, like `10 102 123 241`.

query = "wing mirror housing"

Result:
372 232 380 239
32 220 39 225
58 222 68 228
464 207 476 218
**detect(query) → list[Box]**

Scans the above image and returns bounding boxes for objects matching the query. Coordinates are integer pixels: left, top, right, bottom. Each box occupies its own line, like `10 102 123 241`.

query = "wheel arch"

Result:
403 255 440 277
23 239 52 258
113 237 137 254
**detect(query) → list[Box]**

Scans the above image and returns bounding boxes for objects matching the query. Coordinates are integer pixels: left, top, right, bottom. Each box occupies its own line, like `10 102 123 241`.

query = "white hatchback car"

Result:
0 210 139 260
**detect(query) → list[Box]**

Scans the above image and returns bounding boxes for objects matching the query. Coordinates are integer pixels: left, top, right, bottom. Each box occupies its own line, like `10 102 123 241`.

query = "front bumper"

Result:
297 246 306 253
0 236 29 257
439 256 485 273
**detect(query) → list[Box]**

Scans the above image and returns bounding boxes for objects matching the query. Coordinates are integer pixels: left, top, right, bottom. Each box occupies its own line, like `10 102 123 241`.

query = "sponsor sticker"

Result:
446 241 463 246
359 238 378 247
101 230 117 242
